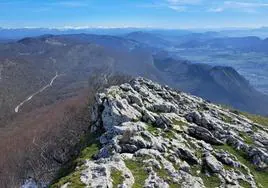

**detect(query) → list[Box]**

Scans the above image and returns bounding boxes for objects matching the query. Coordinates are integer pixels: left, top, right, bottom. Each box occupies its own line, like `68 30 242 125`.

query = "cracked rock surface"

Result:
53 77 268 188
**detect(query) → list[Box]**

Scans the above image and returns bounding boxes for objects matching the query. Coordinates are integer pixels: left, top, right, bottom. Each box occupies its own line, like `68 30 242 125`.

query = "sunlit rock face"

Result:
54 77 268 188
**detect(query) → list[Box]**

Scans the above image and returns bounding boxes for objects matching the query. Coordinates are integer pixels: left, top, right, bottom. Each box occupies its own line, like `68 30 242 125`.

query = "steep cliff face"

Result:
51 78 268 188
153 57 268 115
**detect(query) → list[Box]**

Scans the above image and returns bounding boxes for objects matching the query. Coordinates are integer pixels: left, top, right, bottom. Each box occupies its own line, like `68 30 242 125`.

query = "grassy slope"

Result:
241 112 268 127
215 144 268 187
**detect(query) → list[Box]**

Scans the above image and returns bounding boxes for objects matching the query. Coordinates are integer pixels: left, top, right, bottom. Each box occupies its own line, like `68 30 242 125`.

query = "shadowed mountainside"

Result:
153 56 268 115
0 33 268 126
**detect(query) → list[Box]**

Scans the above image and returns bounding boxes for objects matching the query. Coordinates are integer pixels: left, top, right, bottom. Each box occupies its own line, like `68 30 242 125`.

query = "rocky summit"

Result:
52 77 268 188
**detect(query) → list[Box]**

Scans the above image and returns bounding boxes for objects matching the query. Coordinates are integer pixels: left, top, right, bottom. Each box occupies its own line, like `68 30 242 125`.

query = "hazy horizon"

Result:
1 26 268 30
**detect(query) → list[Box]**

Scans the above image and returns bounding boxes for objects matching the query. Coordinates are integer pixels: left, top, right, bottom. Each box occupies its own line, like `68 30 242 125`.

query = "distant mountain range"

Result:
1 26 268 40
1 27 268 53
125 31 172 48
178 36 268 52
1 33 268 121
0 27 191 40
123 31 268 53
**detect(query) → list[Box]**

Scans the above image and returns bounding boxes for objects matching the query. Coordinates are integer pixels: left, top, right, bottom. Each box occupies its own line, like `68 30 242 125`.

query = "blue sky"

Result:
0 0 268 28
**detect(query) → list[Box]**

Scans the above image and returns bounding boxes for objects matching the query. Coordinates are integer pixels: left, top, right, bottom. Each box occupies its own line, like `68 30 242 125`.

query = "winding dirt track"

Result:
15 72 62 113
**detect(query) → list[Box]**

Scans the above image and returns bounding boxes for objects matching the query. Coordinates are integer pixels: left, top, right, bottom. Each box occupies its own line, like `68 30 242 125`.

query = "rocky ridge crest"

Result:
54 77 268 188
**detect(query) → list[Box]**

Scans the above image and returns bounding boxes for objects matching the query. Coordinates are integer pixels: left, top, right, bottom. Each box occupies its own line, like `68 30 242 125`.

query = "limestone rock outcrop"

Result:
53 77 268 188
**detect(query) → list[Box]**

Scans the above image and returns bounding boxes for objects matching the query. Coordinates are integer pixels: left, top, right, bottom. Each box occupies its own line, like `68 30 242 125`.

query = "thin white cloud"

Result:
208 7 224 12
52 1 89 8
137 3 163 9
137 0 268 14
137 2 187 12
208 1 268 13
224 1 268 8
168 5 186 12
138 0 202 12
166 0 202 5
